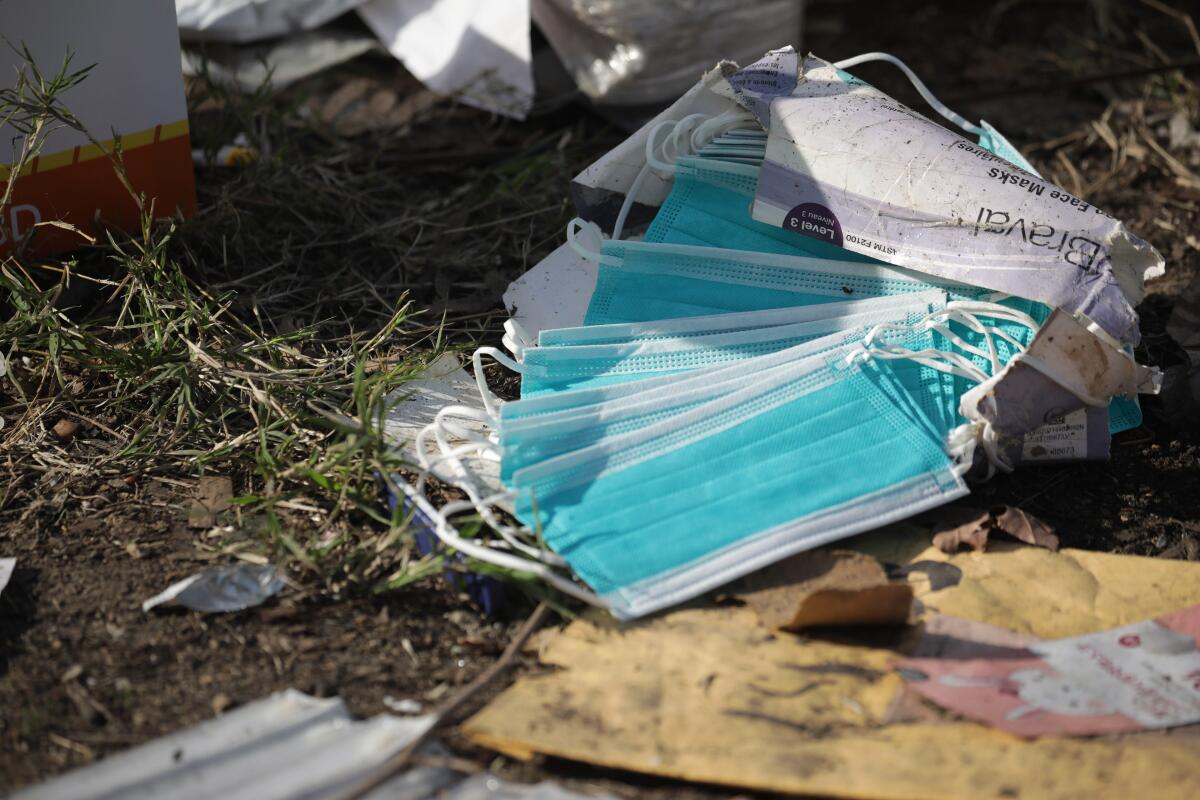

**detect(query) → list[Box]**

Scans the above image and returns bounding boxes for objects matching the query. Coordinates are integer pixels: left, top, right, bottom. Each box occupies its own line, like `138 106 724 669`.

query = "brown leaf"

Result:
734 550 913 630
931 507 992 553
993 506 1059 551
930 505 1058 553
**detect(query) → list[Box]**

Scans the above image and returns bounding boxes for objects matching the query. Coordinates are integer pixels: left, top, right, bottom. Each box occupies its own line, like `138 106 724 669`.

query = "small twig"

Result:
1054 150 1085 198
1140 0 1200 58
332 602 552 800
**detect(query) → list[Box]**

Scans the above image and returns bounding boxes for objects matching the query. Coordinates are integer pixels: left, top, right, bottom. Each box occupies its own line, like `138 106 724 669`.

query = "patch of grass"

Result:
0 50 614 597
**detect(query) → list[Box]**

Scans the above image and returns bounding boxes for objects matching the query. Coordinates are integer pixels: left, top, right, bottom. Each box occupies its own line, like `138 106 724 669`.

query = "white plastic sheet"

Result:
13 688 614 800
13 690 437 800
178 0 534 118
359 0 534 119
177 0 802 119
176 0 364 42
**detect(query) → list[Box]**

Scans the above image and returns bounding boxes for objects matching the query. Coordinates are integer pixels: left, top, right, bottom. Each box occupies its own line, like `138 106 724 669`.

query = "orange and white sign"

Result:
0 0 197 258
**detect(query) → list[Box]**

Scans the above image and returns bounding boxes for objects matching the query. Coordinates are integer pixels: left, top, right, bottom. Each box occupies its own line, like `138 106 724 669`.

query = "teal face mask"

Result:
506 351 967 619
569 224 1042 406
467 293 1038 484
516 291 947 397
624 120 1143 435
570 220 1016 327
498 327 947 483
537 289 918 349
416 348 968 619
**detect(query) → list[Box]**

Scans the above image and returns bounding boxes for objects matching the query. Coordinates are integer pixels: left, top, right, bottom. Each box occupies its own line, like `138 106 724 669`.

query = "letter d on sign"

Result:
10 204 42 240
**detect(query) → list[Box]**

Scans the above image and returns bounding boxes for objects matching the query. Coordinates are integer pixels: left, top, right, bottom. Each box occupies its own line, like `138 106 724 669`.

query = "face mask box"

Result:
0 0 197 258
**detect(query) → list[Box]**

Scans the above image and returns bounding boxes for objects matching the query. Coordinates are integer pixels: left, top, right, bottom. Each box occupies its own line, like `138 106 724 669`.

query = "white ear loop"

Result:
396 480 608 609
832 52 987 139
501 319 535 361
856 300 1043 478
472 346 523 419
861 301 1040 382
566 217 604 261
428 405 497 459
612 110 762 241
946 420 1007 480
413 412 569 568
690 111 759 152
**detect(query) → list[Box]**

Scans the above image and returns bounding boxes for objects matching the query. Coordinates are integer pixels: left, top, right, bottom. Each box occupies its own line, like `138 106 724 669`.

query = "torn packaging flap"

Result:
962 310 1160 442
748 54 1162 347
569 64 748 233
502 241 597 336
732 550 913 630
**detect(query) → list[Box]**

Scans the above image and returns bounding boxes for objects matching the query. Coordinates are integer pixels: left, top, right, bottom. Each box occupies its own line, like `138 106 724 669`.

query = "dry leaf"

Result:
931 505 1058 553
993 506 1059 551
931 507 992 553
734 550 913 630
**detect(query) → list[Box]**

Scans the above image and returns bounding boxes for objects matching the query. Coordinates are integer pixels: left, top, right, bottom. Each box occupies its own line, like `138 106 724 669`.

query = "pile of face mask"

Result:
410 51 1160 621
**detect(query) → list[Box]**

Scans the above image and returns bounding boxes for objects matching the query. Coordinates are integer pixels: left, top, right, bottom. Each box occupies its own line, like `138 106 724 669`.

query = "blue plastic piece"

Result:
383 476 508 619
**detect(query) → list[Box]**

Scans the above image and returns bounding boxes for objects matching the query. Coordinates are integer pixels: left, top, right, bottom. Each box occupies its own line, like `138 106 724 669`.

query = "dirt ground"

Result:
3 1 1200 795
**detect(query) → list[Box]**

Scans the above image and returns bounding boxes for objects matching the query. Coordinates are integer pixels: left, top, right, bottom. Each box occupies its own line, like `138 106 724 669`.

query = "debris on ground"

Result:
5 1 1200 796
899 601 1200 737
191 133 259 167
187 476 235 529
413 45 1164 624
14 671 619 800
176 0 804 120
463 527 1200 799
50 418 78 444
12 677 620 799
142 564 285 613
10 689 437 800
930 505 1060 553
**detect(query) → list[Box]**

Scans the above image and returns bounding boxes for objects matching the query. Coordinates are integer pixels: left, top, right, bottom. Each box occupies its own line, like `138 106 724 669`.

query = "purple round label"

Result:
783 203 843 247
